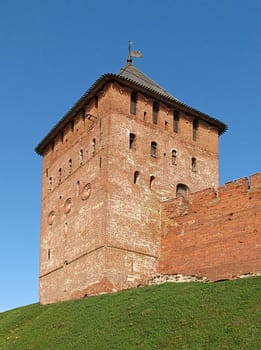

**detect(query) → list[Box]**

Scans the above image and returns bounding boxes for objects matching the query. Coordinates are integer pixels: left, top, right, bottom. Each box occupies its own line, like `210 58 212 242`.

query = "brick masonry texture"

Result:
160 173 261 281
37 69 260 305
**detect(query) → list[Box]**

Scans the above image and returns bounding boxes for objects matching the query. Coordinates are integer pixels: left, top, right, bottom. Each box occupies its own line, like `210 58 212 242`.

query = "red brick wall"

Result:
100 82 220 291
39 96 111 304
39 80 222 304
105 83 220 197
160 173 261 281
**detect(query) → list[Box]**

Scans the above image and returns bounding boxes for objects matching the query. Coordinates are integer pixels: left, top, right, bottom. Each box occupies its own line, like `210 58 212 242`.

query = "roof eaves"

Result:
35 74 113 155
112 73 228 135
35 71 227 155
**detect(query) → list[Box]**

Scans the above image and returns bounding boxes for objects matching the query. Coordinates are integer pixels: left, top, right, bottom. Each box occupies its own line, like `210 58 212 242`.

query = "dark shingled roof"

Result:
35 63 227 155
118 63 176 100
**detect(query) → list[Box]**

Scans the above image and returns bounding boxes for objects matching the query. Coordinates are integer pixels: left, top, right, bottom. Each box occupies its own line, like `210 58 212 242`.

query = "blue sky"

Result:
0 0 260 312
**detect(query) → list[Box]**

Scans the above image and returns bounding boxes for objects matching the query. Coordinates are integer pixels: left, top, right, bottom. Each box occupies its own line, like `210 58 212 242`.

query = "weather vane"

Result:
127 40 144 63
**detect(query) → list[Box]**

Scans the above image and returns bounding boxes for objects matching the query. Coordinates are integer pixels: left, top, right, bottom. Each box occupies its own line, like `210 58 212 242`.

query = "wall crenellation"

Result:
160 172 261 281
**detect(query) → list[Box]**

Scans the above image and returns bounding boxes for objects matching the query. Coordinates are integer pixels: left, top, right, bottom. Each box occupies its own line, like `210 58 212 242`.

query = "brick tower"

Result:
36 61 227 304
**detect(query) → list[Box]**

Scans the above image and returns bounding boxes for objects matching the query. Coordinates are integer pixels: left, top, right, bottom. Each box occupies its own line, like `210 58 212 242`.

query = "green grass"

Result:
0 277 260 349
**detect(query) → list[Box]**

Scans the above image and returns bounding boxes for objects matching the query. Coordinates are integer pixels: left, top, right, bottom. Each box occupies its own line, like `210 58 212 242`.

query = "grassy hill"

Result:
0 277 260 349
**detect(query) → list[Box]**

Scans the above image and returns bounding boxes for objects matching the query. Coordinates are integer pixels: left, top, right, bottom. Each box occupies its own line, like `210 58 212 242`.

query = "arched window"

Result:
173 111 179 133
129 133 136 149
130 91 137 115
176 183 189 199
153 102 159 124
134 171 140 184
193 119 199 141
151 141 157 158
172 149 177 165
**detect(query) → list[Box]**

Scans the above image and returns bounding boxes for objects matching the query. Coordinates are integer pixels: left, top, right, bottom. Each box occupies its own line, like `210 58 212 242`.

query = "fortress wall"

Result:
39 247 106 304
159 173 261 281
105 247 158 290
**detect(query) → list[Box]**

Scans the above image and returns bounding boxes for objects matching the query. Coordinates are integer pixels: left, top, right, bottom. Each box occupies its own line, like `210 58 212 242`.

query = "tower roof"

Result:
35 63 227 155
118 63 175 100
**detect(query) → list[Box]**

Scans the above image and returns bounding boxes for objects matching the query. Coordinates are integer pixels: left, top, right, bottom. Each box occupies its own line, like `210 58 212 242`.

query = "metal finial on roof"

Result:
127 40 144 63
127 40 132 63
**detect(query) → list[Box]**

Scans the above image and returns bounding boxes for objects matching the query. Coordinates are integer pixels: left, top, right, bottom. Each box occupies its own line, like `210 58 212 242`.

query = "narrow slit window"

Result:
77 180 80 196
192 157 197 172
134 171 140 184
172 149 177 165
150 175 155 189
173 111 179 133
58 168 62 184
79 149 83 165
64 222 68 234
151 141 157 158
153 102 159 124
130 91 137 115
49 177 53 191
69 159 72 173
92 138 96 155
48 248 51 261
129 133 136 149
193 119 199 141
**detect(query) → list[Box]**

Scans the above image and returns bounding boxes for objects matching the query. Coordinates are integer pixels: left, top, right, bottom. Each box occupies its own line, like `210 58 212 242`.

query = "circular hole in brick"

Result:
48 211 55 225
64 198 72 214
81 183 92 200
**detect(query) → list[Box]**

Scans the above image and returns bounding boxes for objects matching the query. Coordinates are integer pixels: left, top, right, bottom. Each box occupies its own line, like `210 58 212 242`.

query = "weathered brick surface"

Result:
38 79 221 304
40 248 106 304
37 62 260 304
160 173 261 281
